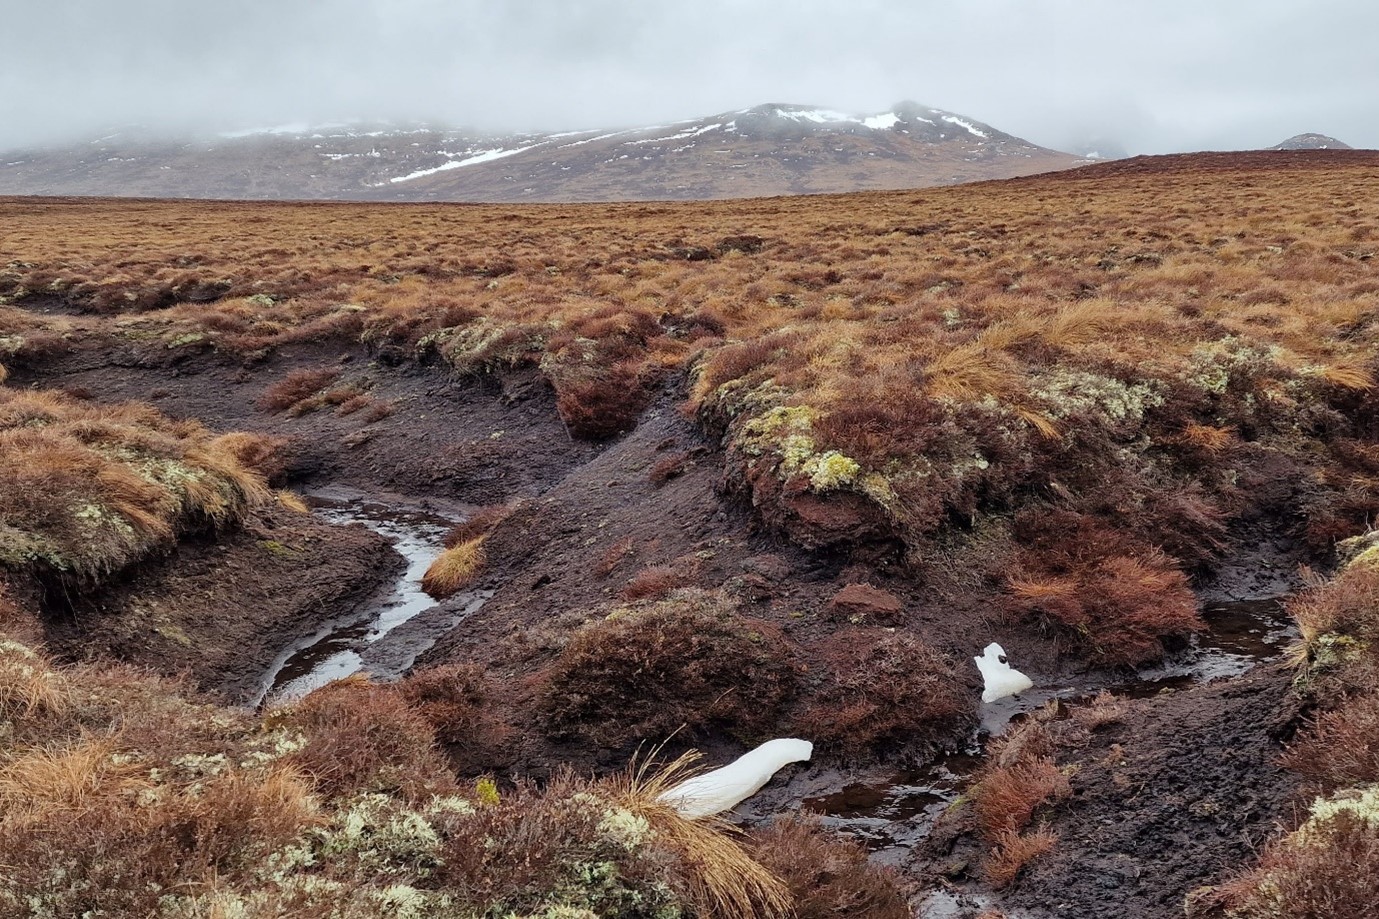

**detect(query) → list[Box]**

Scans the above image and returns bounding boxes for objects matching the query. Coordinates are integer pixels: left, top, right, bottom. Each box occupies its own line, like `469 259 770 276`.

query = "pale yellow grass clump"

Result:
602 750 793 919
0 735 146 818
421 536 486 599
0 636 69 722
0 388 270 586
275 490 310 513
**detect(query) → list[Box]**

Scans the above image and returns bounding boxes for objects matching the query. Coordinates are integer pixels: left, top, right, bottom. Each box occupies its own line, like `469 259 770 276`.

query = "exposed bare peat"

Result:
2 149 1378 916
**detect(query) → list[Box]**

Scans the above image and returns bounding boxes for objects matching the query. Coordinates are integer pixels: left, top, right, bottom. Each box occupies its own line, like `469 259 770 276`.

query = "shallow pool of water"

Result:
800 597 1296 862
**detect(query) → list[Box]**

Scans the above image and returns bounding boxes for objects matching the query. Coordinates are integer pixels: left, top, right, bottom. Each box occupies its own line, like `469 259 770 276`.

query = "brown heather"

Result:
802 630 973 754
1214 545 1379 915
537 589 799 749
747 814 911 919
6 153 1376 658
0 386 268 589
255 367 342 413
3 153 1379 911
0 632 877 917
969 717 1073 888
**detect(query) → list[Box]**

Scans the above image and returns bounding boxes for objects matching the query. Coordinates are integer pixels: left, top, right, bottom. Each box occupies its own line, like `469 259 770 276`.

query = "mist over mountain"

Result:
0 102 1090 202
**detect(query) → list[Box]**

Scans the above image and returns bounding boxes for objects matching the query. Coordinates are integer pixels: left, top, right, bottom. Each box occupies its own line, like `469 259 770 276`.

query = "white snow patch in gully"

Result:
862 113 901 130
941 115 989 138
387 145 539 184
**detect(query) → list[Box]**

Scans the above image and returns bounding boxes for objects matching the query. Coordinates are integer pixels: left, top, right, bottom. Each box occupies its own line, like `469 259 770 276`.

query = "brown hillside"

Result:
0 103 1085 201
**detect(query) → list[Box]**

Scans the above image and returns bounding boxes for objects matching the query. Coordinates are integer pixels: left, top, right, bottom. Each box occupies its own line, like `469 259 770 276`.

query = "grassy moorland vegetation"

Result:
0 386 270 591
2 150 1379 912
4 151 1378 662
0 639 909 918
0 377 902 916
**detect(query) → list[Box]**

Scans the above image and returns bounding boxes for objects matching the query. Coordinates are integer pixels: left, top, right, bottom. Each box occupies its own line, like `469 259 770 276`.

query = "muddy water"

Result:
252 488 488 705
799 599 1296 868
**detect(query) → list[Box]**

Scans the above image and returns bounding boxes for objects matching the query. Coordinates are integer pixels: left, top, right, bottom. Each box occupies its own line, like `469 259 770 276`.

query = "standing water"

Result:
252 488 486 705
800 598 1297 864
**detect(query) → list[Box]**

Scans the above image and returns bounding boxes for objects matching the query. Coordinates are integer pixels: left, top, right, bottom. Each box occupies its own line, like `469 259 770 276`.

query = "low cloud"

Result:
3 0 1376 153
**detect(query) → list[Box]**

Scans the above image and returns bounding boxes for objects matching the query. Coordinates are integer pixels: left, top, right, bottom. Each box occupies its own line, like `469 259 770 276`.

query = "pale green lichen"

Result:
0 522 71 572
439 319 546 374
596 807 651 851
1030 369 1164 425
323 794 443 876
740 405 816 459
74 502 137 539
1183 336 1283 396
702 376 788 420
1309 633 1367 671
240 728 310 769
802 450 860 491
166 332 207 349
1349 545 1379 572
539 337 600 374
1304 785 1379 830
154 623 192 647
739 405 868 494
425 794 477 818
1337 531 1379 572
525 908 602 919
261 840 318 879
0 637 41 660
170 752 230 780
548 859 683 919
369 883 449 919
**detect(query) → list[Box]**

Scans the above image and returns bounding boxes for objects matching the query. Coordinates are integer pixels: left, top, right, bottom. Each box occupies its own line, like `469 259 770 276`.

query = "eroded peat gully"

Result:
4 156 1377 916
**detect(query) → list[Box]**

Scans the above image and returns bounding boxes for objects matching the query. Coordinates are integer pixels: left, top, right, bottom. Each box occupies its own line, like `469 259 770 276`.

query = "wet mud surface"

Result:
747 599 1298 876
1000 666 1302 919
9 338 1326 917
44 504 401 702
255 487 491 704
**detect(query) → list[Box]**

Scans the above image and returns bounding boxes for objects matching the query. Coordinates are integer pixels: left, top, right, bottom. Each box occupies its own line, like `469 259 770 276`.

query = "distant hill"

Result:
0 102 1087 202
1270 133 1352 151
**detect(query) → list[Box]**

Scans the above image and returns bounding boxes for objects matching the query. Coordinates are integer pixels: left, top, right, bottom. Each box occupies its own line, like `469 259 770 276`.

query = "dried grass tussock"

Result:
421 536 487 599
0 631 873 918
601 750 793 919
5 153 1376 664
0 384 269 589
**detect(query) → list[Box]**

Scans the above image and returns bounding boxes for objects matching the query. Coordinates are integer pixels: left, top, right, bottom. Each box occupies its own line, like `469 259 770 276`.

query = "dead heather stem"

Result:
985 826 1059 889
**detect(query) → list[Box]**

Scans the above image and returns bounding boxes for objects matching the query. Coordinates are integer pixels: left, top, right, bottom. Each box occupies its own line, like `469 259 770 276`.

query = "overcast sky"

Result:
4 0 1376 154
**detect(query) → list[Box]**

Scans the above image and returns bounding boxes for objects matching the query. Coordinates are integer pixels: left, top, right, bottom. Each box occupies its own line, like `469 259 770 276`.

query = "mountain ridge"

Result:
0 102 1088 202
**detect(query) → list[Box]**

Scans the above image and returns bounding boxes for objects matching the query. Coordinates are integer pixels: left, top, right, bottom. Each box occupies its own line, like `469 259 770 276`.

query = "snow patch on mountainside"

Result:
387 145 539 183
630 123 724 144
773 107 856 124
863 113 902 130
941 115 988 139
